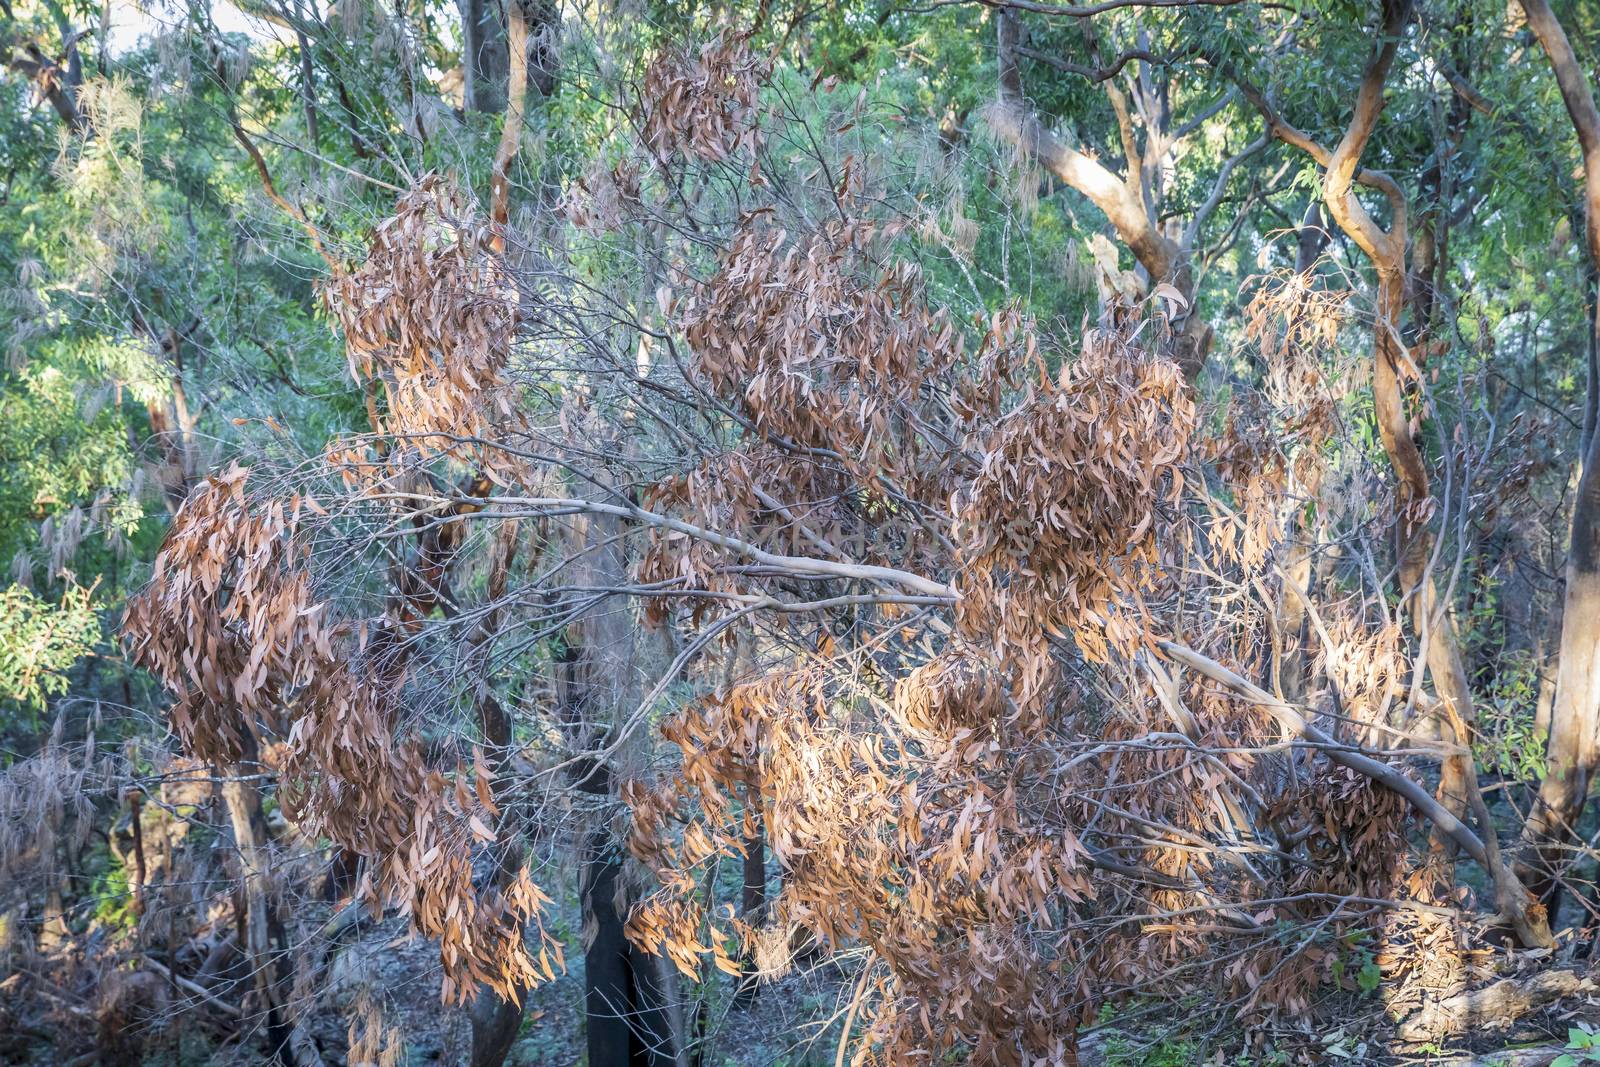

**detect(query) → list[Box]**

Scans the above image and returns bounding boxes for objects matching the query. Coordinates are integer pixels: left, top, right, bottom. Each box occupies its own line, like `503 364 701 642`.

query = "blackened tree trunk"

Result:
459 0 509 114
581 817 677 1067
555 496 677 1066
733 824 766 1009
460 0 558 114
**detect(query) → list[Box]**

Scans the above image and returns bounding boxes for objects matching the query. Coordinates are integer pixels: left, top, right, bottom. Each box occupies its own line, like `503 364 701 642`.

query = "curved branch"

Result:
1226 62 1407 231
1014 43 1181 84
207 35 332 268
1181 133 1267 250
991 12 1177 281
1517 0 1600 268
1321 0 1413 267
1157 639 1553 948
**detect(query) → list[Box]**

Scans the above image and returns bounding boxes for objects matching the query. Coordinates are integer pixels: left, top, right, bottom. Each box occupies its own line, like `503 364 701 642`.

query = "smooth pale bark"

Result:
1264 0 1481 829
990 12 1213 377
1514 0 1600 904
460 0 557 115
489 0 530 246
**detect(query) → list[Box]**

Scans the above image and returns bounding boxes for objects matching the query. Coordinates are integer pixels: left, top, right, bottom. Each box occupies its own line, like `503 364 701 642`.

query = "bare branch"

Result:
1181 133 1266 251
374 492 962 600
1014 43 1181 84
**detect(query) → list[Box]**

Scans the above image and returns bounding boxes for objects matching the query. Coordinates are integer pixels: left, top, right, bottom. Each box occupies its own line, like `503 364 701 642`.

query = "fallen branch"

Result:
1395 968 1596 1043
141 956 243 1019
374 491 962 600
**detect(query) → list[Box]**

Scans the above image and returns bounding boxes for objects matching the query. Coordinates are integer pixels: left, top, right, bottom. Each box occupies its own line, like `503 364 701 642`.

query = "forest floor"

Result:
283 897 855 1067
7 877 1600 1065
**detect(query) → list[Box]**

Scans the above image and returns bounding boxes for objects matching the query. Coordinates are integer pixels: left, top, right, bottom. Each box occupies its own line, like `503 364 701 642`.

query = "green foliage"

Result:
0 347 143 556
1554 1022 1600 1066
1476 651 1549 785
1327 931 1382 998
1461 570 1550 785
92 861 138 933
1105 1032 1201 1067
0 582 100 711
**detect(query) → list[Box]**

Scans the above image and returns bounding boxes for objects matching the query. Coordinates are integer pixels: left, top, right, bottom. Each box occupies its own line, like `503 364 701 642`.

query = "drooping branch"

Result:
1157 639 1553 949
210 38 332 268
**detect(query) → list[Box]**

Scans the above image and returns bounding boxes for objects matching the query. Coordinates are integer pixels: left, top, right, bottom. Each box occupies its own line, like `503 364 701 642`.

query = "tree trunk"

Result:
1371 261 1478 829
467 694 528 1067
989 12 1213 378
219 740 302 1067
554 496 677 1066
1521 360 1600 901
1514 0 1600 904
459 0 509 114
468 518 532 1067
581 817 677 1067
733 825 766 1009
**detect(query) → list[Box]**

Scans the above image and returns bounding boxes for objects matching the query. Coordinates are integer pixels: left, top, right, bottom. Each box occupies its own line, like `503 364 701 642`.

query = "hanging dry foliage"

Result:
641 29 770 164
124 466 557 1005
323 175 517 456
953 326 1196 703
122 465 327 763
677 217 963 475
625 666 1100 1064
